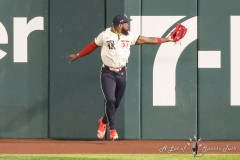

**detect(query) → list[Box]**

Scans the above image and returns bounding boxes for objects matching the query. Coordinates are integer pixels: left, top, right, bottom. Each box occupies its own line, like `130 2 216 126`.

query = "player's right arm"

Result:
67 41 99 63
67 31 104 63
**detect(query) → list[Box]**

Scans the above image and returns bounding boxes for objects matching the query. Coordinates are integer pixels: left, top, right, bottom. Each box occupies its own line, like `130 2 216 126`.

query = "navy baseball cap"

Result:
112 14 131 25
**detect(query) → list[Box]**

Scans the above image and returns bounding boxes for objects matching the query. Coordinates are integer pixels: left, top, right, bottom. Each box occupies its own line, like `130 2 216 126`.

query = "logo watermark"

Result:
159 144 188 154
158 135 238 157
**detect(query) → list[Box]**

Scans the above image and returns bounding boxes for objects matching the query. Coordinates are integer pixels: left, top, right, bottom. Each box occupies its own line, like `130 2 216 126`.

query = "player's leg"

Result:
108 69 127 140
115 70 127 110
100 68 118 130
98 67 117 139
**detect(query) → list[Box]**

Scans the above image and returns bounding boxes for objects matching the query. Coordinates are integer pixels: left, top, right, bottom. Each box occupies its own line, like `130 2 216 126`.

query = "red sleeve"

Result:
76 41 99 58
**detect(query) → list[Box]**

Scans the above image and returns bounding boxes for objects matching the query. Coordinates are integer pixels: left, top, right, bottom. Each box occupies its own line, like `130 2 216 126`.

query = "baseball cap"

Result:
112 14 131 25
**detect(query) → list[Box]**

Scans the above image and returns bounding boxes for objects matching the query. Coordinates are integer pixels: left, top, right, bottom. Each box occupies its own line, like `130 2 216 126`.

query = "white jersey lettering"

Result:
95 28 139 68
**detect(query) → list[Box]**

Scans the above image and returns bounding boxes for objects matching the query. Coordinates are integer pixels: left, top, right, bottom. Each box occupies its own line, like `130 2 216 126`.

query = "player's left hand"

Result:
166 35 174 42
170 23 187 42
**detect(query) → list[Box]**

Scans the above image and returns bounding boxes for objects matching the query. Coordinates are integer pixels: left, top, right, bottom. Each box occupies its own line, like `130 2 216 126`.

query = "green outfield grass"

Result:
0 154 240 160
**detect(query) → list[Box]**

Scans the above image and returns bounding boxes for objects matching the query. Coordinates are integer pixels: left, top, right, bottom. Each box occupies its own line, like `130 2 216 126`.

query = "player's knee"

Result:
106 97 116 105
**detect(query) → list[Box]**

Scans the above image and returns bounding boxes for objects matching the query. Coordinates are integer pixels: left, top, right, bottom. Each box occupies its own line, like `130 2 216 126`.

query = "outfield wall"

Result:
0 0 239 140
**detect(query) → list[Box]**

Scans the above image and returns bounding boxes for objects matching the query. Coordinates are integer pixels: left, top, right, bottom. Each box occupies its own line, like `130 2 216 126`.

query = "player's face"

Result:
121 23 129 35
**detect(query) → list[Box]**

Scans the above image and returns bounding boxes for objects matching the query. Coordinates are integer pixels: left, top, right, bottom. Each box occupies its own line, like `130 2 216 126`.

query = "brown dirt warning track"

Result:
0 139 239 154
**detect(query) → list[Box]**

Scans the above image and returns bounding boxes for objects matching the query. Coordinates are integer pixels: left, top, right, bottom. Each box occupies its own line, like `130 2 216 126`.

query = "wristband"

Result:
157 38 162 44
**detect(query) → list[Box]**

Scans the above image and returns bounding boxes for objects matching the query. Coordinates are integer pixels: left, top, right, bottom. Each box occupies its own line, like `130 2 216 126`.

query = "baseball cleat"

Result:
109 129 118 141
97 117 107 139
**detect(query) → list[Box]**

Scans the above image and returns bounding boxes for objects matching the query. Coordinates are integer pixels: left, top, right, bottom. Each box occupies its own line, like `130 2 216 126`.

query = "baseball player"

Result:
67 14 174 140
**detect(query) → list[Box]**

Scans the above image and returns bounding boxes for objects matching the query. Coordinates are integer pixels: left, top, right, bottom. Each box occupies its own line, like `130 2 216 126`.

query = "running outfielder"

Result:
67 14 186 140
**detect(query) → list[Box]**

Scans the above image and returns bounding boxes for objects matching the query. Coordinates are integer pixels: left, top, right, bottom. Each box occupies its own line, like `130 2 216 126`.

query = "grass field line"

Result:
0 154 240 160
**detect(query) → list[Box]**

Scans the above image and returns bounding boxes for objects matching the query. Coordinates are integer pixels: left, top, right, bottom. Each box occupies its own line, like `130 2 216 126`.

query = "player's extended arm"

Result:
135 36 173 45
67 41 99 63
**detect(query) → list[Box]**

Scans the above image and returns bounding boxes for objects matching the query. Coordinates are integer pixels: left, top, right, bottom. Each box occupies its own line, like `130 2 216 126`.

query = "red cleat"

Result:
110 129 118 141
97 117 107 139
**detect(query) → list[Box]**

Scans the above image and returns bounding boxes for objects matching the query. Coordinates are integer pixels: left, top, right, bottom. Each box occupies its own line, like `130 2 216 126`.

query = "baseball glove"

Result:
170 23 187 42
